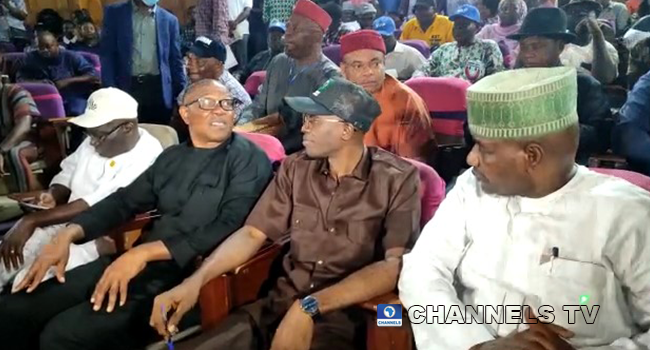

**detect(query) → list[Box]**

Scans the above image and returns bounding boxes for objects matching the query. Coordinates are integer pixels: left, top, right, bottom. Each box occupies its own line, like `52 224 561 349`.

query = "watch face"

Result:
301 296 319 316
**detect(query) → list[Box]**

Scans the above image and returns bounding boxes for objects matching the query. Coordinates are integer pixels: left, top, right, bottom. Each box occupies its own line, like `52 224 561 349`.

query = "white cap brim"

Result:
68 110 137 129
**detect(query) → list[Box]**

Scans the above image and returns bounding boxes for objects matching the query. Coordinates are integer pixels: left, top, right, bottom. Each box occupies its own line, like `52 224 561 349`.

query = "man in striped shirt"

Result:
0 82 41 220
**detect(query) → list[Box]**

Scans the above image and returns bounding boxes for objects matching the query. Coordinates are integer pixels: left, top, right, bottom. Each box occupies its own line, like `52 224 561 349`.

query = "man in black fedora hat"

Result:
560 0 619 84
509 7 612 163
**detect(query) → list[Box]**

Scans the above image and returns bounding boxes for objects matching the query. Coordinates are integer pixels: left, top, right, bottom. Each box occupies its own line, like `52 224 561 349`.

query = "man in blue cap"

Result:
239 21 287 82
374 16 427 80
415 4 504 83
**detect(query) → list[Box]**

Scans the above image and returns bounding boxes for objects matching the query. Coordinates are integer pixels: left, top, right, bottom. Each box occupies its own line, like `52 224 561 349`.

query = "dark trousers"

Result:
231 35 250 71
176 290 365 350
130 75 172 125
0 256 184 350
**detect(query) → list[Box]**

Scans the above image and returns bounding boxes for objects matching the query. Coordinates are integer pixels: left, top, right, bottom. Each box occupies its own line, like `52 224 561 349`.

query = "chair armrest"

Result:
588 154 628 169
109 210 160 252
198 239 286 330
359 292 414 350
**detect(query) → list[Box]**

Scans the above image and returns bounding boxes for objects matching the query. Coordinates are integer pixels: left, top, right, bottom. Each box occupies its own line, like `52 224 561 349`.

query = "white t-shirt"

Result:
385 42 427 80
229 0 254 40
51 128 163 206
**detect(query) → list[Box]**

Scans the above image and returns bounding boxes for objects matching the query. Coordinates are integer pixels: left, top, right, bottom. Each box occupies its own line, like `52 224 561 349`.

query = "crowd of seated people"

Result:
0 0 649 349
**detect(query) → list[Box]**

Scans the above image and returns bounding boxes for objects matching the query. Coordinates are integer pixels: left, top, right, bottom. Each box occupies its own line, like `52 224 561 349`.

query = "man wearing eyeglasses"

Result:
340 30 436 165
150 77 421 350
0 80 273 350
0 87 163 296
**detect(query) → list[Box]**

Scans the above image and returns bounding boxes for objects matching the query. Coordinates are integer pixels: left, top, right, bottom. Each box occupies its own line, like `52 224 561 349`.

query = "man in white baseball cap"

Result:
0 87 163 294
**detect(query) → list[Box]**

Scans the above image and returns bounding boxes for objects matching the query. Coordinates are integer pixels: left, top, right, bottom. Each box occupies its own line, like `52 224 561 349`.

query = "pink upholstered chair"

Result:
590 168 650 192
238 132 286 166
400 40 430 58
404 158 446 227
244 71 266 98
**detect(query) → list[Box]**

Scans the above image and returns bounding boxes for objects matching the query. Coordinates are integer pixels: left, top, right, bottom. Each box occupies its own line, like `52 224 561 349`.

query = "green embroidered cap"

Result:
467 67 579 140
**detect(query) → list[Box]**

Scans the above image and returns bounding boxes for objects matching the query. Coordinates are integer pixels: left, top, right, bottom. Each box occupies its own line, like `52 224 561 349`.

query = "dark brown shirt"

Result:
245 147 421 299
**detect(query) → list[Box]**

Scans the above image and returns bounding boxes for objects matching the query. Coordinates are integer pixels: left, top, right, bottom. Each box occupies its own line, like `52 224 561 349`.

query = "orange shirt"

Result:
365 75 437 163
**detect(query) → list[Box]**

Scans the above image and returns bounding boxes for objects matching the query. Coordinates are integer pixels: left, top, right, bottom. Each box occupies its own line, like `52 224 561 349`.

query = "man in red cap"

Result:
340 29 437 164
236 0 341 154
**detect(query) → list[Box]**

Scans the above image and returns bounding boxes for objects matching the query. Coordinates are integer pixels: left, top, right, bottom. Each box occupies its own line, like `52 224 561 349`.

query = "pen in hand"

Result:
161 304 174 350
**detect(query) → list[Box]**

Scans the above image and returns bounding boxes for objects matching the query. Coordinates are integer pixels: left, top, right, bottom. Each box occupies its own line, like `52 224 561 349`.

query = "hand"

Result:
0 218 36 270
471 307 575 350
13 226 76 293
54 79 71 90
37 191 56 209
228 20 237 33
89 75 101 87
270 301 314 350
150 277 203 338
583 15 603 36
0 154 5 176
90 249 147 313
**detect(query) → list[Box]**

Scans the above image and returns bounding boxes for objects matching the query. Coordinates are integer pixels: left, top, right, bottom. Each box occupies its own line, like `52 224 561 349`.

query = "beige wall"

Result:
25 0 198 26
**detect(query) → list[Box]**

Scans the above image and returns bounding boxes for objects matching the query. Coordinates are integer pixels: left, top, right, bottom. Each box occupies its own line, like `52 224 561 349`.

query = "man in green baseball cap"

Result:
149 77 422 350
400 67 650 350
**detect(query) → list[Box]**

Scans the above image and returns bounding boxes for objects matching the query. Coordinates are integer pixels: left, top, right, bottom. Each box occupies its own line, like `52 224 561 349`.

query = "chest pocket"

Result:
541 258 609 339
290 205 320 262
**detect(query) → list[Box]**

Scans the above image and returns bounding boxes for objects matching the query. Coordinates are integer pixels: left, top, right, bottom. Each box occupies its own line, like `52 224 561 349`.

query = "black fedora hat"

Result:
507 7 577 43
562 0 602 15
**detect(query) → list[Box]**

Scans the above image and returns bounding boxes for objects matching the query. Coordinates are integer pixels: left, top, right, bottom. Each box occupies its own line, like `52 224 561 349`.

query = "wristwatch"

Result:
299 295 320 318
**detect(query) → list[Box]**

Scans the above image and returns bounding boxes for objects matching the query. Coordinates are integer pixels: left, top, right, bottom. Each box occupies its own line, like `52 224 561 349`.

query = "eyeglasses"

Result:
184 97 241 111
302 114 347 128
85 122 127 145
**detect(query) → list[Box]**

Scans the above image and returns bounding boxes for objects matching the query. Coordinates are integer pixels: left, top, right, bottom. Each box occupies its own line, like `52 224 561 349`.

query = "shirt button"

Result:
329 227 335 233
317 260 323 265
310 283 315 288
295 219 300 224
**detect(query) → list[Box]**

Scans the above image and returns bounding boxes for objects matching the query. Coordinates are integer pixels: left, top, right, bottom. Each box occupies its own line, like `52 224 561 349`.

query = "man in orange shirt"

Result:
340 30 437 164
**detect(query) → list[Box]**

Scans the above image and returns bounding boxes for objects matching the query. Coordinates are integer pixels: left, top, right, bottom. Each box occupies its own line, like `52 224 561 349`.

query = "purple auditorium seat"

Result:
77 51 101 76
400 39 431 58
0 42 17 53
323 44 342 66
17 82 66 119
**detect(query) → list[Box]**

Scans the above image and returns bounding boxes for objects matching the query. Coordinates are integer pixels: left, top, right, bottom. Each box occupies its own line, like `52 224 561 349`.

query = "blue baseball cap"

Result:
268 20 286 33
373 16 396 37
450 5 481 24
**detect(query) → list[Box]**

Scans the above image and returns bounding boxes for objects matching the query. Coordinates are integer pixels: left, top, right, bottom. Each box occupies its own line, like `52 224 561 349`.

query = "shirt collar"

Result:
318 147 372 181
132 0 156 15
393 42 407 53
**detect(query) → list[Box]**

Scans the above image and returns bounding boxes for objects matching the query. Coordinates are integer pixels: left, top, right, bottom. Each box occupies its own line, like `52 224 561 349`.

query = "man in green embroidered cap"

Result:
150 77 422 350
400 67 650 350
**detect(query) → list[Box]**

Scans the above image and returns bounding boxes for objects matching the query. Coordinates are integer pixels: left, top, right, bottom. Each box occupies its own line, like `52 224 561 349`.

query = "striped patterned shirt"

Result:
0 84 40 139
195 0 231 45
263 0 297 23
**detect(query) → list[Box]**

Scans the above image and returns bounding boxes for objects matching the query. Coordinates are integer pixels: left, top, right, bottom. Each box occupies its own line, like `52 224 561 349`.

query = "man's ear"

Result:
524 142 544 170
179 106 191 126
340 123 356 141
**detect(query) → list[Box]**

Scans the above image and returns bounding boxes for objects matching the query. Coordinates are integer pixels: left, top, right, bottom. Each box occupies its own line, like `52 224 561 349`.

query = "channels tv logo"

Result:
377 304 402 327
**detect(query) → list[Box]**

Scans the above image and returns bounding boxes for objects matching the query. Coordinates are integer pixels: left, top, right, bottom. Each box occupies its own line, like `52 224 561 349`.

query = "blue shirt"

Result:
17 49 98 116
613 71 650 175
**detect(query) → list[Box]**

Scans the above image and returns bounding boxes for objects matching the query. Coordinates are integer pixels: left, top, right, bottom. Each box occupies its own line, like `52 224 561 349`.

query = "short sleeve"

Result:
244 156 296 241
50 139 87 189
383 166 421 252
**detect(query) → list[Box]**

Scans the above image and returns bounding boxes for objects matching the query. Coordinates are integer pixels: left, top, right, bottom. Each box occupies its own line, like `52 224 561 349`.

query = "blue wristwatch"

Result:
299 295 320 318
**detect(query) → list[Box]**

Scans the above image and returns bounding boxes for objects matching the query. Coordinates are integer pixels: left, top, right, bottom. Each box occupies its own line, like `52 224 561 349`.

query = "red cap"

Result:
293 0 332 32
340 30 387 57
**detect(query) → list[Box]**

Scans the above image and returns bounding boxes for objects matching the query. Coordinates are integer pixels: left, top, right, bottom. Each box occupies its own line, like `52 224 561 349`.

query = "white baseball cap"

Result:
68 88 138 128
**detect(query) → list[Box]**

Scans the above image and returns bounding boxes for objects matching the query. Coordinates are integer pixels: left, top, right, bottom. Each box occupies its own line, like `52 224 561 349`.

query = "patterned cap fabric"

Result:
467 67 579 139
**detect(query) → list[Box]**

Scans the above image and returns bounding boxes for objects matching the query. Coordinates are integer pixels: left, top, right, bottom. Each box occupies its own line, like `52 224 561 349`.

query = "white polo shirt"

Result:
229 0 254 41
385 42 428 80
51 127 163 206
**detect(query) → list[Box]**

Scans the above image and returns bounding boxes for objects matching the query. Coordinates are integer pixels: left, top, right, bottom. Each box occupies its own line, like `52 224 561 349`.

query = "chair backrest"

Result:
139 124 179 149
590 168 650 192
400 39 430 58
323 44 342 66
244 71 266 98
405 77 471 139
239 132 286 165
77 51 101 76
404 158 446 227
2 52 26 82
17 82 65 120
